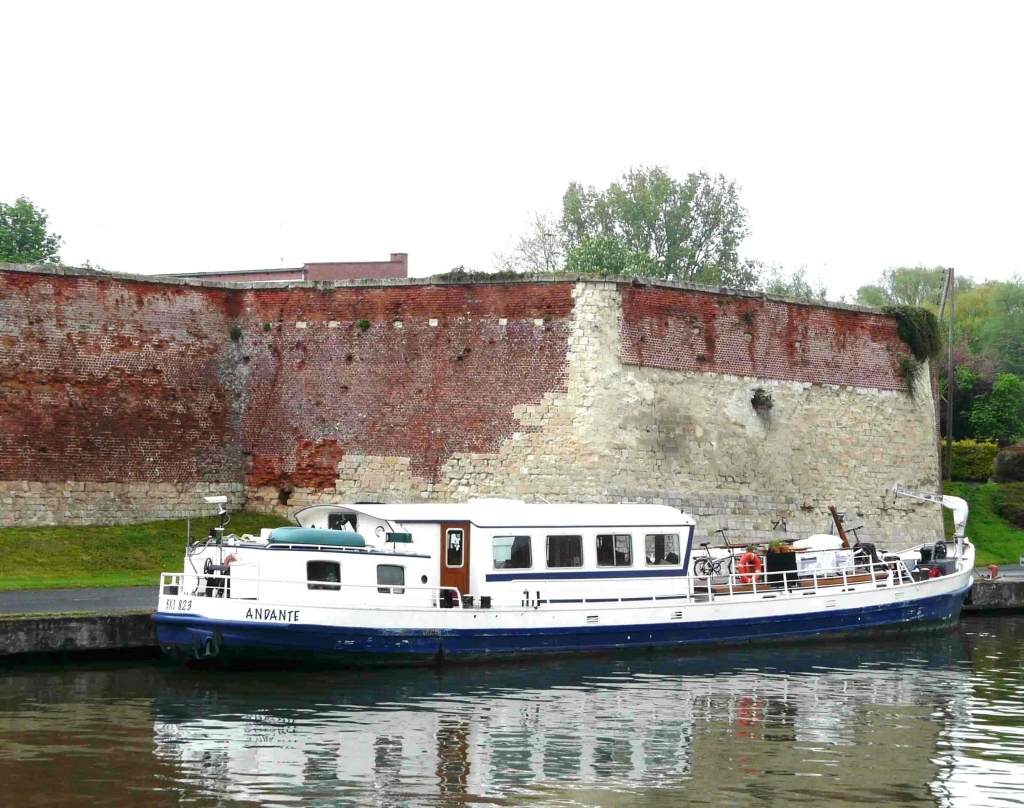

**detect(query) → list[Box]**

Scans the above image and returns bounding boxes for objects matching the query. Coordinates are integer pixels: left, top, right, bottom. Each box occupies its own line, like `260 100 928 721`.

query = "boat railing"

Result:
158 555 922 613
159 572 463 610
692 556 915 602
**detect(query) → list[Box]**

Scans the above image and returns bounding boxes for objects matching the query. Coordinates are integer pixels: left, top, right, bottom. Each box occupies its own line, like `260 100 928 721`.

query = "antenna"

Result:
204 495 229 537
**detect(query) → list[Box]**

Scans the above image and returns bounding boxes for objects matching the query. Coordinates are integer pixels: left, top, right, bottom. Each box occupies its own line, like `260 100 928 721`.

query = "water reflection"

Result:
1 618 1023 806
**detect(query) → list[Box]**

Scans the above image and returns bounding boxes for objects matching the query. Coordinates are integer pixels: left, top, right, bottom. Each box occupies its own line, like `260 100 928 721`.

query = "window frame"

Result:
596 533 633 567
445 528 466 569
644 533 682 567
546 534 584 569
492 535 533 570
306 560 341 591
376 564 406 594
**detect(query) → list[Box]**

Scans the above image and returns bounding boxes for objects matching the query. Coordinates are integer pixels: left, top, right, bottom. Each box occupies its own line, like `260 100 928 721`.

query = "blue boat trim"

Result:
486 568 686 582
154 584 969 660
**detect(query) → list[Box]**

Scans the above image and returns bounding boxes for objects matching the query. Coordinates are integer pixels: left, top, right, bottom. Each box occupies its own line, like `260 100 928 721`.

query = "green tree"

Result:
561 167 750 285
977 278 1024 375
760 265 828 301
0 196 62 264
970 373 1024 445
855 265 972 308
563 235 653 276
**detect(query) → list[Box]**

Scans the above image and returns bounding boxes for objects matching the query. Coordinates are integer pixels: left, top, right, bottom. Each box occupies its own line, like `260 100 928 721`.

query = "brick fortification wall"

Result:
0 265 246 524
0 263 943 545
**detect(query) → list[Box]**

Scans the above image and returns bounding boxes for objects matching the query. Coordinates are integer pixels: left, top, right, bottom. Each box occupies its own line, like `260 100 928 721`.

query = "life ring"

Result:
737 552 762 584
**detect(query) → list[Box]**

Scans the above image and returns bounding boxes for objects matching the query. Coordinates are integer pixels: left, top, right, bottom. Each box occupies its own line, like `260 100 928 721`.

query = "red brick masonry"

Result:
620 287 907 390
239 283 572 486
1 268 911 494
0 271 243 483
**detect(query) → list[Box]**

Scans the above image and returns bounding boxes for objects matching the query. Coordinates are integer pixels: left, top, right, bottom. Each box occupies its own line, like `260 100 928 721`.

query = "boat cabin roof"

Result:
295 500 695 529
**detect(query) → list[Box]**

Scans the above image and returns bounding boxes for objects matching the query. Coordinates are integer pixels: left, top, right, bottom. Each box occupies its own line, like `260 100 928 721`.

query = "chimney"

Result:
391 253 408 275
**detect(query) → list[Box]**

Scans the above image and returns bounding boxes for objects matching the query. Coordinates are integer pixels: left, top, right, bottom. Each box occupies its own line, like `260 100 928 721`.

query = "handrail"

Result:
159 554 929 613
690 556 908 597
160 572 464 608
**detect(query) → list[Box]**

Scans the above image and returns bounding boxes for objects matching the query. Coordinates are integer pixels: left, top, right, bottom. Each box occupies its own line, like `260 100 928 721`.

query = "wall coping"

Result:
0 261 881 316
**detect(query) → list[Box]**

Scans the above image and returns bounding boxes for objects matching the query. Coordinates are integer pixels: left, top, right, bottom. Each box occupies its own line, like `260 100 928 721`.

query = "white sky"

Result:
2 0 1021 299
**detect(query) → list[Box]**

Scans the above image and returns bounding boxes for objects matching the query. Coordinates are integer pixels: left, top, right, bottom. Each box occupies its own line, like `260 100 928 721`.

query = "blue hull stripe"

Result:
486 567 687 582
154 586 968 660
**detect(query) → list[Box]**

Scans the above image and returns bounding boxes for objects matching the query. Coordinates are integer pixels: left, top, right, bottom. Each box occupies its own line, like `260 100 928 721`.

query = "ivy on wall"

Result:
884 305 941 393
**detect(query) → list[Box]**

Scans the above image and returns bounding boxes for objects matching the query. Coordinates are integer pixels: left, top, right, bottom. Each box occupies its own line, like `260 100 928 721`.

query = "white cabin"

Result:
184 500 696 610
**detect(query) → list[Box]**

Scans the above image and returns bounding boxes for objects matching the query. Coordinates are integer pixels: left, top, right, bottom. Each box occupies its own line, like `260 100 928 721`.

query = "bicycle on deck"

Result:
693 529 735 577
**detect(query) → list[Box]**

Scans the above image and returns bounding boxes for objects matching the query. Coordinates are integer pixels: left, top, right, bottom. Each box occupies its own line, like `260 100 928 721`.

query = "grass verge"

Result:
943 482 1024 567
0 512 290 591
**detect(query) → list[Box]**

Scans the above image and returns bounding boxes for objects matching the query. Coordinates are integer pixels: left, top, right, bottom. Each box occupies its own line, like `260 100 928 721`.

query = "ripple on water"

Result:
1 618 1024 806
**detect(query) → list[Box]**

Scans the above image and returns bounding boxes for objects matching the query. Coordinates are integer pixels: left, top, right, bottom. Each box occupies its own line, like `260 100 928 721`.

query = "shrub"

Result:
229 326 243 341
896 357 920 394
356 318 371 331
883 305 941 361
992 482 1024 529
944 439 999 481
995 449 1024 483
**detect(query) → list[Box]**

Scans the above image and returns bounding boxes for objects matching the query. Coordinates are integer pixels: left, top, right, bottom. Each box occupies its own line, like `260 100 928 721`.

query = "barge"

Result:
153 492 974 664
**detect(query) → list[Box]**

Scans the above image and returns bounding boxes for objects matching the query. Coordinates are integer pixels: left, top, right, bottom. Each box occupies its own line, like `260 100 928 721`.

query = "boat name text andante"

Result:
245 607 301 623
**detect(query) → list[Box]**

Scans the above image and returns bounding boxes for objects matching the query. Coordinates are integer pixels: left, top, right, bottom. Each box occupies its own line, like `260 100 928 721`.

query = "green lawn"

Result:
3 486 1020 591
943 482 1024 567
0 512 290 591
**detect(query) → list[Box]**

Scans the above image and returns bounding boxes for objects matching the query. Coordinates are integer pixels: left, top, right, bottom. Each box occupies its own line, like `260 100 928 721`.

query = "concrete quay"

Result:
965 566 1024 612
0 612 157 659
0 587 159 660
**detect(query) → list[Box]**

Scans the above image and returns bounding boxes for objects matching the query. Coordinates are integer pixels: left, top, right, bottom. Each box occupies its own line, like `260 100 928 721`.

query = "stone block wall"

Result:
0 263 943 546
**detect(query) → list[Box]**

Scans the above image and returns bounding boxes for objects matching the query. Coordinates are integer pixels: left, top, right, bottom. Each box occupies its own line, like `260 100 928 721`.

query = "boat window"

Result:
377 564 405 594
645 534 681 566
596 534 633 567
327 512 356 531
547 535 583 568
445 529 465 568
492 536 532 569
307 561 341 590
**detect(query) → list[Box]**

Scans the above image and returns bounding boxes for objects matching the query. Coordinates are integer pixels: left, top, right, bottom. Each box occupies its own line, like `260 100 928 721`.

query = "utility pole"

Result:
945 269 955 481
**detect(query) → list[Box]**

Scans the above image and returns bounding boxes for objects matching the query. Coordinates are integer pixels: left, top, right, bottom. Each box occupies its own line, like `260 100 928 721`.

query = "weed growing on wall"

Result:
884 305 941 394
883 305 941 361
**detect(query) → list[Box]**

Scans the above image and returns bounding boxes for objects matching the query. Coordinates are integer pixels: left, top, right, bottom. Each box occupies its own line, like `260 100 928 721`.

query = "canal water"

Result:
1 616 1023 807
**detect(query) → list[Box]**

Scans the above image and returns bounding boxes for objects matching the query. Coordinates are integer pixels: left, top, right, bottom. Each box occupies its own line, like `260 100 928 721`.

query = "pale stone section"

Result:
0 481 245 527
248 281 943 548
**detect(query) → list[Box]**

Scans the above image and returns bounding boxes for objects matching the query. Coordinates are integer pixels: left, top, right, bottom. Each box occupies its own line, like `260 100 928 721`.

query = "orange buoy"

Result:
737 552 762 584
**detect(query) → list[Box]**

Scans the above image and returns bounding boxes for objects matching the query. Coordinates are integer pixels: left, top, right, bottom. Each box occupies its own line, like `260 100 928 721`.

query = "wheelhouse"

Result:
292 499 697 606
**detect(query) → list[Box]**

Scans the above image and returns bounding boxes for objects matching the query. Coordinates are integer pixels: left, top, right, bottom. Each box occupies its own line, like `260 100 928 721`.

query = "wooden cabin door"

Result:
440 522 471 597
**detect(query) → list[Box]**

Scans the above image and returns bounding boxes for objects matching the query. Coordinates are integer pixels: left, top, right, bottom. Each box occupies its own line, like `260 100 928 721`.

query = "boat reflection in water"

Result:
149 628 1023 807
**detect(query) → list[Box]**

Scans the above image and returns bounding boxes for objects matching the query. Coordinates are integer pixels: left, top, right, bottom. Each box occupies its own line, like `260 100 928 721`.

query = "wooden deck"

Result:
696 570 892 596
